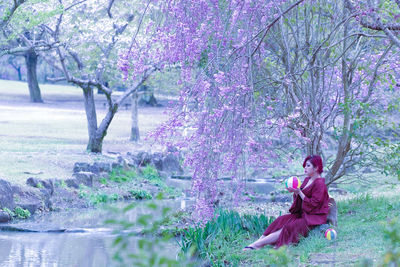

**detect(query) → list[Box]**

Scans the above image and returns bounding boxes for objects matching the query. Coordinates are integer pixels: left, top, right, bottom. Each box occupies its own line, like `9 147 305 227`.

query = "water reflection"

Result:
0 199 188 267
0 232 112 267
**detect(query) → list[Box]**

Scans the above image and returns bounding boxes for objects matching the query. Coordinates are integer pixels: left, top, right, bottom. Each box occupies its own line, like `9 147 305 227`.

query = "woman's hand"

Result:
288 187 304 199
287 187 300 195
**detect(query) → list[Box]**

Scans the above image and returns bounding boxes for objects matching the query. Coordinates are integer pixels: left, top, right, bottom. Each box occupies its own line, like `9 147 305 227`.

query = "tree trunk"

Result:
24 49 43 103
82 86 103 153
17 66 22 81
326 6 351 186
130 90 140 141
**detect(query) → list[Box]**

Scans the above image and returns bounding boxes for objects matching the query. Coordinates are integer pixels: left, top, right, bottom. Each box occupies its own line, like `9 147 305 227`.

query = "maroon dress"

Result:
263 177 330 248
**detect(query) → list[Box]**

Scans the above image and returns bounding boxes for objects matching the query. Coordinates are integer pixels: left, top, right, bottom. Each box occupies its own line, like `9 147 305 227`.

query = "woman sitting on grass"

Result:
243 155 330 250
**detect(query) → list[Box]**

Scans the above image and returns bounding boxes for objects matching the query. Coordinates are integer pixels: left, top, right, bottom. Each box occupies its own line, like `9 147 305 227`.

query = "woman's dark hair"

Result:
303 155 323 174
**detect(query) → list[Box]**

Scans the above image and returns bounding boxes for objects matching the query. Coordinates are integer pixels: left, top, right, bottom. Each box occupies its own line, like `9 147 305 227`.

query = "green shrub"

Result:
79 185 119 205
241 213 276 236
108 168 137 183
14 206 31 219
141 165 160 182
99 177 108 185
87 193 119 205
57 180 67 188
138 165 179 198
129 189 153 200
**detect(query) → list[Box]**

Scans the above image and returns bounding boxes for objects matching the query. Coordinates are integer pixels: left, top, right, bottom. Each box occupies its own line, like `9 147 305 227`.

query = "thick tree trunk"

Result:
130 90 140 141
24 50 43 103
82 85 119 153
82 86 103 153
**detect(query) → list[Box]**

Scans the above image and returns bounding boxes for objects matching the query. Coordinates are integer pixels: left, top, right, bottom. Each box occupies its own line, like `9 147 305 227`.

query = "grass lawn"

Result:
0 79 169 184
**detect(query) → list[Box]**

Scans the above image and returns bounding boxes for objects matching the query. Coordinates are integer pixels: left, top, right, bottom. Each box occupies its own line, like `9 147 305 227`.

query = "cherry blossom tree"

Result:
129 0 400 222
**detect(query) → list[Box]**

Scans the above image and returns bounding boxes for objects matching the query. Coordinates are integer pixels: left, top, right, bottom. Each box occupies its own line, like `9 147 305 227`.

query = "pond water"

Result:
0 199 187 267
166 176 276 196
0 179 275 266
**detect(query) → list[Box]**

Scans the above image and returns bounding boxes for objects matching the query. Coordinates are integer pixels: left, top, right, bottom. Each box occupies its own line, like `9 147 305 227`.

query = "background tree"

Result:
41 0 160 152
345 0 400 180
6 56 23 81
0 0 26 31
256 1 397 185
0 0 60 102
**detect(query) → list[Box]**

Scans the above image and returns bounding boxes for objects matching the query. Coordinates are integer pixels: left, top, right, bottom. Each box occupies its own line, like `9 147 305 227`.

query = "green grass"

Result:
177 194 400 266
78 185 120 205
108 168 137 183
138 165 180 197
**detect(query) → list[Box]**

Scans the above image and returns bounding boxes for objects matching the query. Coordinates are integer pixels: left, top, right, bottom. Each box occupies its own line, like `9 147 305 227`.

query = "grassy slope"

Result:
186 171 400 266
192 190 400 266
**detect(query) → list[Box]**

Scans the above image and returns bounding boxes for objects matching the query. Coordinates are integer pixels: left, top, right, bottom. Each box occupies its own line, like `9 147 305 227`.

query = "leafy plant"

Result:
14 206 31 219
141 165 161 183
108 168 137 183
78 185 120 205
88 193 119 205
138 165 179 198
105 193 194 266
178 209 275 264
129 189 153 200
382 218 400 266
99 177 108 185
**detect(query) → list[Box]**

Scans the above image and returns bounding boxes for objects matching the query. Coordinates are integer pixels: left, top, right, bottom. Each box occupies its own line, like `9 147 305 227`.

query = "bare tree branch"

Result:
251 0 307 56
0 42 60 57
65 0 88 12
128 0 152 53
344 0 400 31
107 0 116 18
46 77 67 82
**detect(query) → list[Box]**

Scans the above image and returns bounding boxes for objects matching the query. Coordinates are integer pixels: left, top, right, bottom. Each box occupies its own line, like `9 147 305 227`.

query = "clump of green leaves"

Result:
108 168 137 183
13 206 31 219
141 165 161 184
55 180 67 188
382 218 400 266
129 189 153 200
78 185 120 205
2 206 31 219
138 165 179 198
